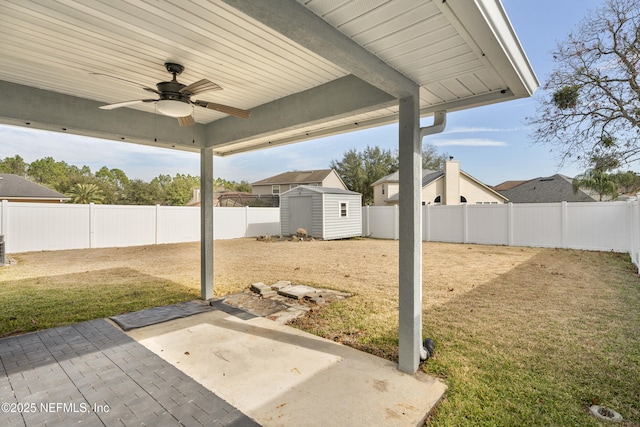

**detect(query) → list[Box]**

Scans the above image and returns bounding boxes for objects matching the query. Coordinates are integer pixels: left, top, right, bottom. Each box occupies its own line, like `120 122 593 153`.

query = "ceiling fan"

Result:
96 62 251 126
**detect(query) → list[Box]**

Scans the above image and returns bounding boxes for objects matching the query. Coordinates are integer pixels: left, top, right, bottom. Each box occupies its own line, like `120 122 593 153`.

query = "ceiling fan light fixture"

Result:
157 99 192 117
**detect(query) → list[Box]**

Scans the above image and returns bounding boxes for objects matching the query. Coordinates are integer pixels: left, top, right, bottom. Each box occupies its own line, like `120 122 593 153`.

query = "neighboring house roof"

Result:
281 186 360 196
0 174 69 201
373 168 508 203
497 174 597 203
492 180 529 191
371 169 442 187
252 169 337 186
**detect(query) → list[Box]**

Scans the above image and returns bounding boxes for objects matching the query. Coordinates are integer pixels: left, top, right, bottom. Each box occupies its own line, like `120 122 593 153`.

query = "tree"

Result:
163 174 200 206
611 170 640 193
0 155 28 176
330 146 397 204
95 167 130 204
67 183 105 204
526 0 640 169
331 143 447 204
422 144 449 170
572 169 619 201
27 157 71 190
122 179 164 205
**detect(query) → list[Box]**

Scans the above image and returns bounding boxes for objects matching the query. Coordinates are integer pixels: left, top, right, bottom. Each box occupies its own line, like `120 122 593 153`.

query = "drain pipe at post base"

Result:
418 110 446 361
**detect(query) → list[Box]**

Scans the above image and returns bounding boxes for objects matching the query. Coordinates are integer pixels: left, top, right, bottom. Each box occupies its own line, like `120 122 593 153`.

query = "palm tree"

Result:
572 170 618 201
67 183 105 204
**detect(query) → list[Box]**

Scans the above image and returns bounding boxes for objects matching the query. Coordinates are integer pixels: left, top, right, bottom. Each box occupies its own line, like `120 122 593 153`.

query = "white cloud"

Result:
432 139 508 147
444 126 523 134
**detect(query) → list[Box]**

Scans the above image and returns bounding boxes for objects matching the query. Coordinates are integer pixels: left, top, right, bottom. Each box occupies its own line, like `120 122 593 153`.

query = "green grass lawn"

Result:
293 249 640 426
422 250 640 426
0 267 198 337
1 243 638 426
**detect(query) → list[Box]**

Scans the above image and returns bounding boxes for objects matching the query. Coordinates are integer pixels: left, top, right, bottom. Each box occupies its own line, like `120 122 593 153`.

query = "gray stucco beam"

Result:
221 0 418 99
204 75 396 149
0 80 205 152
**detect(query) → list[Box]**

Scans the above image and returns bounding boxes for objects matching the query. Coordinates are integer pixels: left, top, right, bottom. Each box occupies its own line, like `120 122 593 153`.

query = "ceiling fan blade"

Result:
180 79 222 95
194 100 251 118
99 99 156 110
177 115 196 126
90 72 160 94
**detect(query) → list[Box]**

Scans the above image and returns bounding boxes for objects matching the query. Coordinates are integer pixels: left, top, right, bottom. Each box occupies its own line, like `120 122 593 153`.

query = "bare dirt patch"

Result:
3 238 543 307
3 239 543 307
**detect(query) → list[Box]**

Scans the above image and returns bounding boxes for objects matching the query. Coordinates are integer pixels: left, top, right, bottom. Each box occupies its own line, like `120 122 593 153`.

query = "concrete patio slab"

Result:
126 310 446 427
0 319 259 426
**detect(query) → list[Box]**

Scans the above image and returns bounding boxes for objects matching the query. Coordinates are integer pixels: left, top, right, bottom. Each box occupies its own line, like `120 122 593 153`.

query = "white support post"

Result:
200 147 214 300
397 92 422 373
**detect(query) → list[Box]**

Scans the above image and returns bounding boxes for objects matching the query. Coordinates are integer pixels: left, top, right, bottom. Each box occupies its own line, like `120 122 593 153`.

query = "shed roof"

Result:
0 174 69 201
281 186 360 196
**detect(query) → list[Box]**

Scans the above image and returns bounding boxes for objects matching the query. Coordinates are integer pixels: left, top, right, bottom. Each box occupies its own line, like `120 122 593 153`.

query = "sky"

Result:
0 0 613 186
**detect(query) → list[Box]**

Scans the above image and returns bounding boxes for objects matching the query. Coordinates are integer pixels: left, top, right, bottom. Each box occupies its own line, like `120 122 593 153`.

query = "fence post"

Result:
365 205 370 237
561 201 568 248
631 200 640 268
462 203 468 243
394 204 399 240
155 204 160 245
424 204 430 241
507 202 513 246
1 200 8 249
89 202 95 248
245 206 250 237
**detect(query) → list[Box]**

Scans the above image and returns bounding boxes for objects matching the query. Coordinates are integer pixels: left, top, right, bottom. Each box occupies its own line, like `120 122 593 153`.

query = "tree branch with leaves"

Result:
527 0 640 169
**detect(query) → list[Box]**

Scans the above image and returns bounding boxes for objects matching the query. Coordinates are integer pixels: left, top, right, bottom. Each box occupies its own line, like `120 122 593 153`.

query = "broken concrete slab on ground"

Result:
223 280 353 323
251 280 352 302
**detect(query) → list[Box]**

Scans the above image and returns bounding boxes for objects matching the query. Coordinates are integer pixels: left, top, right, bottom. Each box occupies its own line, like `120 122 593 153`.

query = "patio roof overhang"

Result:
0 0 537 154
0 0 537 374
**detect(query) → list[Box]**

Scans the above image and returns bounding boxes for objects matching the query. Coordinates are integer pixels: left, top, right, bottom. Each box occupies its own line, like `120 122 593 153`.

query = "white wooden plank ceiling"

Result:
0 0 537 155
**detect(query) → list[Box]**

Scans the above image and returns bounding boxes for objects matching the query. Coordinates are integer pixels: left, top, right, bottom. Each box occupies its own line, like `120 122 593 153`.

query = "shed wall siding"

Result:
281 188 362 239
311 193 324 238
322 194 362 239
280 194 290 235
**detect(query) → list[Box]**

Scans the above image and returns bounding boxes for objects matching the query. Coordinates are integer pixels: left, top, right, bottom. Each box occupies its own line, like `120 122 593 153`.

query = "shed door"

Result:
289 196 312 235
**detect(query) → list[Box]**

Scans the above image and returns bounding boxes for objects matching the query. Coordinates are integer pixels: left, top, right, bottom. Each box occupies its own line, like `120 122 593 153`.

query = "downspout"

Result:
420 110 447 139
418 110 447 362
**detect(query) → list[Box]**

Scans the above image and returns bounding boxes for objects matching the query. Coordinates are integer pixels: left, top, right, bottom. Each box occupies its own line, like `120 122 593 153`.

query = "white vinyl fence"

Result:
362 202 640 267
0 201 280 253
3 200 640 270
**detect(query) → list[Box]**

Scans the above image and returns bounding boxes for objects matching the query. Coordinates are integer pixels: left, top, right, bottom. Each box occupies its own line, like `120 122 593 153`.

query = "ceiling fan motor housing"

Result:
156 81 189 102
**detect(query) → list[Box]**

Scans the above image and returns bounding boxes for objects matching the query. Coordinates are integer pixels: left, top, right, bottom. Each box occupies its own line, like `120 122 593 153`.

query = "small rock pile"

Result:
250 280 351 305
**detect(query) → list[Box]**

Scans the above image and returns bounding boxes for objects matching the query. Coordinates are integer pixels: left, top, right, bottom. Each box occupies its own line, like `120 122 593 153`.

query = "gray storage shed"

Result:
280 186 362 240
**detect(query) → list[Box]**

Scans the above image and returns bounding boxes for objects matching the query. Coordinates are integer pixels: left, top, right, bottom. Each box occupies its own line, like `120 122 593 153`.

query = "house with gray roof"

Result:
371 159 507 206
0 174 69 203
251 169 347 196
494 174 598 203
